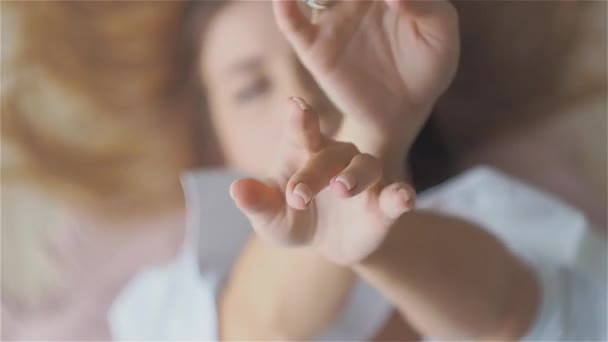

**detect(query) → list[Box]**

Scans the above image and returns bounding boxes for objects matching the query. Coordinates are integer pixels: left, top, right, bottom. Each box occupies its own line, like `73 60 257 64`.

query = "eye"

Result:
234 77 271 104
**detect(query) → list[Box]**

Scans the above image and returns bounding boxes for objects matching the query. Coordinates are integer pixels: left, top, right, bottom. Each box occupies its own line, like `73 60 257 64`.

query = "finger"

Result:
286 142 359 210
285 96 324 153
385 0 457 21
378 182 416 219
273 0 318 51
230 178 284 230
330 153 382 198
385 0 459 45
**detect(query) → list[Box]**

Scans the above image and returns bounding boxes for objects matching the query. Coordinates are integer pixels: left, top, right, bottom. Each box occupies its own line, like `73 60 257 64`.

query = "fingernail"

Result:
397 188 415 209
335 174 356 191
289 97 309 111
293 183 313 205
229 181 238 200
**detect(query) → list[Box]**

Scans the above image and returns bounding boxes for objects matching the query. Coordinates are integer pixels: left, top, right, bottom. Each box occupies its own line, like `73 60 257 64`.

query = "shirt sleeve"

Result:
521 254 607 341
317 277 395 341
417 166 607 341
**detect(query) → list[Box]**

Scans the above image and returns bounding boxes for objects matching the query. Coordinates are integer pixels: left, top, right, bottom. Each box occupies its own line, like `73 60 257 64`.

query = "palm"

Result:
309 189 392 264
231 98 413 265
272 167 394 264
275 0 459 144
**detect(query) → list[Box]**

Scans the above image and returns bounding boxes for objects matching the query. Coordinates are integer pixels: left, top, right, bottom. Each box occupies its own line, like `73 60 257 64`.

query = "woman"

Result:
2 1 605 340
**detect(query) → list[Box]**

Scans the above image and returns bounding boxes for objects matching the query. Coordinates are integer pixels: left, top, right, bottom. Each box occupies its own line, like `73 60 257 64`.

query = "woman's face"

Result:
199 1 339 176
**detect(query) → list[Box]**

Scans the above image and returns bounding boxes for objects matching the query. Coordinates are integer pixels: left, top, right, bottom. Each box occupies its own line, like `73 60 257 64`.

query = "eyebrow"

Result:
225 56 263 76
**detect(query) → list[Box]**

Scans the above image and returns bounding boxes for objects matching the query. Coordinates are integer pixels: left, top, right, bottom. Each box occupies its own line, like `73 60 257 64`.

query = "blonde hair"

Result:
2 1 201 205
1 1 200 304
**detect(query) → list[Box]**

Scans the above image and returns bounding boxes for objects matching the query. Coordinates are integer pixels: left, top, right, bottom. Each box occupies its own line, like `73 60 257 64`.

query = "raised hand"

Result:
273 0 459 154
230 97 415 265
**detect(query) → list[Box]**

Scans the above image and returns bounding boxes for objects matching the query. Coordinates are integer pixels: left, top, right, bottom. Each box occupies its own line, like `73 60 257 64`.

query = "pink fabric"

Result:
1 209 186 341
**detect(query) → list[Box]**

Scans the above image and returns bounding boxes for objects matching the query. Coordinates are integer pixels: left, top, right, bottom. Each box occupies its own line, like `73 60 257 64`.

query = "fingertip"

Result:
330 178 352 198
380 182 417 219
273 0 308 31
229 178 255 210
287 182 313 210
229 178 246 200
397 185 416 210
284 96 323 152
273 0 317 50
287 96 310 127
230 178 283 215
229 180 238 200
289 96 310 111
287 195 307 210
330 173 357 198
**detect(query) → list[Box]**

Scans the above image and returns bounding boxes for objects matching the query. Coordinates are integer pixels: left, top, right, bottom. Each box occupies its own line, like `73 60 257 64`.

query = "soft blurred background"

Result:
1 0 606 339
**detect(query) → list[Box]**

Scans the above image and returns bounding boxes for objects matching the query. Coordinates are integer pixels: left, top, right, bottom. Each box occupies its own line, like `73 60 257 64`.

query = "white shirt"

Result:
109 166 607 341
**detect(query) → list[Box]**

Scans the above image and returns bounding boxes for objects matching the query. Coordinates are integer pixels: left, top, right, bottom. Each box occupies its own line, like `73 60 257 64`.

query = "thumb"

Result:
230 178 288 241
385 0 458 45
378 182 416 219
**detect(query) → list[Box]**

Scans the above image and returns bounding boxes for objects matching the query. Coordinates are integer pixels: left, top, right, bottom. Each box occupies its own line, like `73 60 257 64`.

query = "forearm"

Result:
354 211 539 340
220 236 355 340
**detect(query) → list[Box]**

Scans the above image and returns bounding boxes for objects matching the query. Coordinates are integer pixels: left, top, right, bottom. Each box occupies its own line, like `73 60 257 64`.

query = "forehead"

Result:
200 1 290 79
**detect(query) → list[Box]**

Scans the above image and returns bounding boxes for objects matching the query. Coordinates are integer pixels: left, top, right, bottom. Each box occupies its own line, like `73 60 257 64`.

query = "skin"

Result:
201 1 341 176
201 1 538 341
201 3 367 338
273 0 459 160
202 0 457 264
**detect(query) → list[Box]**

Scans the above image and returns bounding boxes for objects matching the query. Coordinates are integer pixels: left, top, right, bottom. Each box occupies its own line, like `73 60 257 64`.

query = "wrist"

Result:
336 125 411 182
